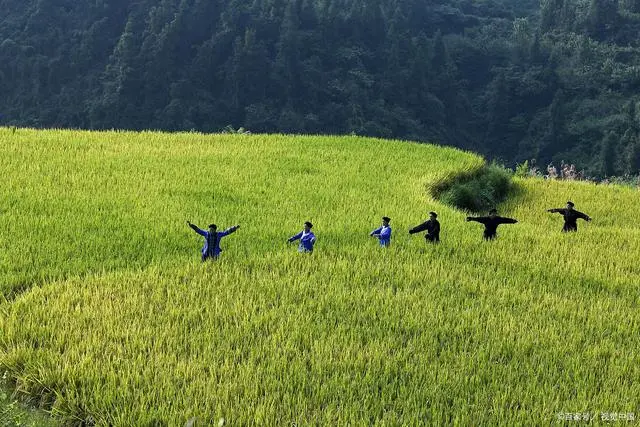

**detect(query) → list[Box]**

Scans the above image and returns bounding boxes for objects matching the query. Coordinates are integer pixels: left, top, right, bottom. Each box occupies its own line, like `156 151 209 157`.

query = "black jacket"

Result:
467 216 517 240
548 208 591 232
409 219 440 242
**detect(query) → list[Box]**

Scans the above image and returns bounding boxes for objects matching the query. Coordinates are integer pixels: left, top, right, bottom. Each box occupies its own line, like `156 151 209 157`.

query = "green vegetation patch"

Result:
0 128 639 425
1 378 57 427
431 164 514 213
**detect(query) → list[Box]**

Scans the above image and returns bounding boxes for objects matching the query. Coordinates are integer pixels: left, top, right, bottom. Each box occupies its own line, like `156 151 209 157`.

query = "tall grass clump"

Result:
433 163 513 212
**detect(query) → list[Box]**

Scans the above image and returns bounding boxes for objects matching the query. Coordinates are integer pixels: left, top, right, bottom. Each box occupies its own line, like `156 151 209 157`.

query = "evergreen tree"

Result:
621 0 640 13
600 131 619 177
626 139 640 174
588 0 620 40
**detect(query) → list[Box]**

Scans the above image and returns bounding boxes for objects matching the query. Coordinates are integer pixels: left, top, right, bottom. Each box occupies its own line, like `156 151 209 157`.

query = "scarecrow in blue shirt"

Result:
370 216 392 247
187 221 240 261
288 221 316 253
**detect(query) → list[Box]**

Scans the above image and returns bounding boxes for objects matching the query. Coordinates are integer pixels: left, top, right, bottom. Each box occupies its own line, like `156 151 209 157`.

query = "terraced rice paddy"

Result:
0 128 638 425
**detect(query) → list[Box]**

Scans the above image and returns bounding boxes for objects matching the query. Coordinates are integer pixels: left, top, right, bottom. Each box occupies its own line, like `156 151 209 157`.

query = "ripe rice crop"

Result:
0 128 638 425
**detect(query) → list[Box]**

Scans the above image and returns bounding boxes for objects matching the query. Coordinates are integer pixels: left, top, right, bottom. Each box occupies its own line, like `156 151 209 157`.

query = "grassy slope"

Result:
0 129 480 297
0 129 639 425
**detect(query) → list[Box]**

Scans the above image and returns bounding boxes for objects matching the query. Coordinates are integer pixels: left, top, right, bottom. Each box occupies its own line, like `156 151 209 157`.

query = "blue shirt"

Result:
191 225 239 258
288 230 316 252
370 226 392 247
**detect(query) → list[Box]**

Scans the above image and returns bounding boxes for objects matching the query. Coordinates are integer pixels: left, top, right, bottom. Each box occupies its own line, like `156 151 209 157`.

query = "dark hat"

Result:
489 208 498 214
429 211 438 217
567 201 575 207
208 223 217 229
304 221 313 228
382 216 391 222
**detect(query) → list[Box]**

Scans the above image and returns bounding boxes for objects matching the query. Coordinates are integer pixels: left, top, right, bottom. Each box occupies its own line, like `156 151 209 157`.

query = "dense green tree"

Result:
626 139 640 173
588 0 620 40
621 0 640 13
600 131 619 177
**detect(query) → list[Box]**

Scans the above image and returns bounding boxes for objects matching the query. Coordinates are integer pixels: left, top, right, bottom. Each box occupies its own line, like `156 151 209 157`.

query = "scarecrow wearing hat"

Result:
288 221 317 253
466 209 518 241
187 221 240 261
546 201 591 232
409 211 441 243
370 216 392 247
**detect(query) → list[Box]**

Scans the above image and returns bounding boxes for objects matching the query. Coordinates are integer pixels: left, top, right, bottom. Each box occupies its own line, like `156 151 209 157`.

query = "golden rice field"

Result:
0 128 639 425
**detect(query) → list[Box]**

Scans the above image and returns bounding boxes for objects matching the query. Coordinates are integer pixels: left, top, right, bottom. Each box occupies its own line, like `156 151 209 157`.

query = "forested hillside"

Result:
2 0 640 176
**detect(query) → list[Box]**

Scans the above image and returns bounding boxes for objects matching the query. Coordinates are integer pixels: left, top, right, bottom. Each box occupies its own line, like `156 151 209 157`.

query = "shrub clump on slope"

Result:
431 164 514 213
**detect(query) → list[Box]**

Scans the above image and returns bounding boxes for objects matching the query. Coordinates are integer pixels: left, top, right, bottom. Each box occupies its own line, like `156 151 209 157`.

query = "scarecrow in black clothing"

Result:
466 208 518 241
409 211 441 243
547 201 591 232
